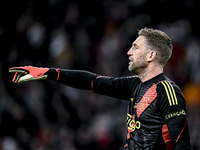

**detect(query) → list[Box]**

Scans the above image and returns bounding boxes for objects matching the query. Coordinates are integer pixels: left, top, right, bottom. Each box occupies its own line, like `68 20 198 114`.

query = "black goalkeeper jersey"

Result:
47 69 191 150
92 73 191 150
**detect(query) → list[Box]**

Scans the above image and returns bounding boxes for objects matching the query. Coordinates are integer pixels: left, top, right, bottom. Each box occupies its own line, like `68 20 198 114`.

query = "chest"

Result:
129 83 158 120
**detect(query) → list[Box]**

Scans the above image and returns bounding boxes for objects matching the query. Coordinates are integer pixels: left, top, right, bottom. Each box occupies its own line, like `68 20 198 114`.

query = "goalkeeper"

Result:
9 28 192 150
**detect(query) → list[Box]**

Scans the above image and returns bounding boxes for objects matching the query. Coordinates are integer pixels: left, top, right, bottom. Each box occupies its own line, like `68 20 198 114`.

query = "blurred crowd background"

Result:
0 0 200 149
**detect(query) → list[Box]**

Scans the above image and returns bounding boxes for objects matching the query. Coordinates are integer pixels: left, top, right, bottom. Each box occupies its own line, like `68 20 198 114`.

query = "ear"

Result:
147 50 156 62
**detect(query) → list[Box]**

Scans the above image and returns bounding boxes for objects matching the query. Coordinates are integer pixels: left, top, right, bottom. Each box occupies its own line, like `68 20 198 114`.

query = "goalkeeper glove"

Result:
9 66 49 84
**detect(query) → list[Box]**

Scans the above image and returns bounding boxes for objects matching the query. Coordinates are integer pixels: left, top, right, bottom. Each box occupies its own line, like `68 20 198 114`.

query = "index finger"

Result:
9 67 29 74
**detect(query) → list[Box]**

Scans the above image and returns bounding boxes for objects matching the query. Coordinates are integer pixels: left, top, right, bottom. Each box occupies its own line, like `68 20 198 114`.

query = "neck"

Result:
138 65 163 82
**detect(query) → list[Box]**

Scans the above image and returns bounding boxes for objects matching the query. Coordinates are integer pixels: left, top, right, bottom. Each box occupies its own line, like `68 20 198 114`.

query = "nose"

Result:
127 48 132 56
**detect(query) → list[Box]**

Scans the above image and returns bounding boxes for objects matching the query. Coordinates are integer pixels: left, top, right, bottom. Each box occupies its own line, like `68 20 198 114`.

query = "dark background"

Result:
0 0 200 149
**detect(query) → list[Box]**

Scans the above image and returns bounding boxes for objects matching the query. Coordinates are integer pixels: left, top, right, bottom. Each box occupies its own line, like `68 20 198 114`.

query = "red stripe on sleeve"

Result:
176 117 188 143
162 123 172 150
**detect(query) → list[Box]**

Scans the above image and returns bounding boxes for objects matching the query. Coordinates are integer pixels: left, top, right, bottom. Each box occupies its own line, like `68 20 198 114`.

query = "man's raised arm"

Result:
9 66 95 90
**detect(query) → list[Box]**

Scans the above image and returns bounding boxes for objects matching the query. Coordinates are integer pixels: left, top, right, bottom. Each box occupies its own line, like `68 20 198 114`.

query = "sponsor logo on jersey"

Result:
165 110 186 120
127 113 141 139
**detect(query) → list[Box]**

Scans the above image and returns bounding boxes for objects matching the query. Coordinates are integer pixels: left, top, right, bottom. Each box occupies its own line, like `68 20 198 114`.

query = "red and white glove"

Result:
9 66 49 84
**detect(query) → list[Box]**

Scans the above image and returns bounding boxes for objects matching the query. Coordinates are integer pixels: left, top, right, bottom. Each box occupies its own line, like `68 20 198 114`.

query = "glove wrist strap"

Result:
45 68 60 81
55 68 60 81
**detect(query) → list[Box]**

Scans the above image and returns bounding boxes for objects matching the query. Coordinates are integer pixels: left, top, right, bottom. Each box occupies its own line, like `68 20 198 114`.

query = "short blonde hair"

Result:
138 28 173 67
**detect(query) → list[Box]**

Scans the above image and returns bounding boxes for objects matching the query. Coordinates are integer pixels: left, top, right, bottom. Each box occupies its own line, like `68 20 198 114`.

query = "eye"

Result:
134 45 139 49
132 43 139 49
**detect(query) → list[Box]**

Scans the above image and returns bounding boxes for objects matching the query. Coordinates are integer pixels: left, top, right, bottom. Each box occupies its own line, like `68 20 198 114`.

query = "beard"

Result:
128 55 147 75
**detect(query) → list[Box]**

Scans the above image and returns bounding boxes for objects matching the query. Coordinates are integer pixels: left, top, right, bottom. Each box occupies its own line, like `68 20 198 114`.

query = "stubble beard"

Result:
128 57 147 75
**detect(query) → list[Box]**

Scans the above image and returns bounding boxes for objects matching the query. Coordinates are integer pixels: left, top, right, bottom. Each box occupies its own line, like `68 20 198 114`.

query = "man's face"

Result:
127 36 150 74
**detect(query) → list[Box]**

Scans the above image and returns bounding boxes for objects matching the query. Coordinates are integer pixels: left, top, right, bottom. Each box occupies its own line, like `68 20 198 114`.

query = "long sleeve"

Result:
92 75 140 100
157 81 192 149
166 116 191 150
46 68 140 100
46 68 96 90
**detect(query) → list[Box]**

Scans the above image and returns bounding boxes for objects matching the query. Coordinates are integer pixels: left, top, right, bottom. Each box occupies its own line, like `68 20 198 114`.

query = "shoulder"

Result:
116 75 140 83
126 75 139 79
156 80 187 121
125 75 141 84
94 74 141 89
155 74 180 93
157 79 182 96
156 79 185 107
